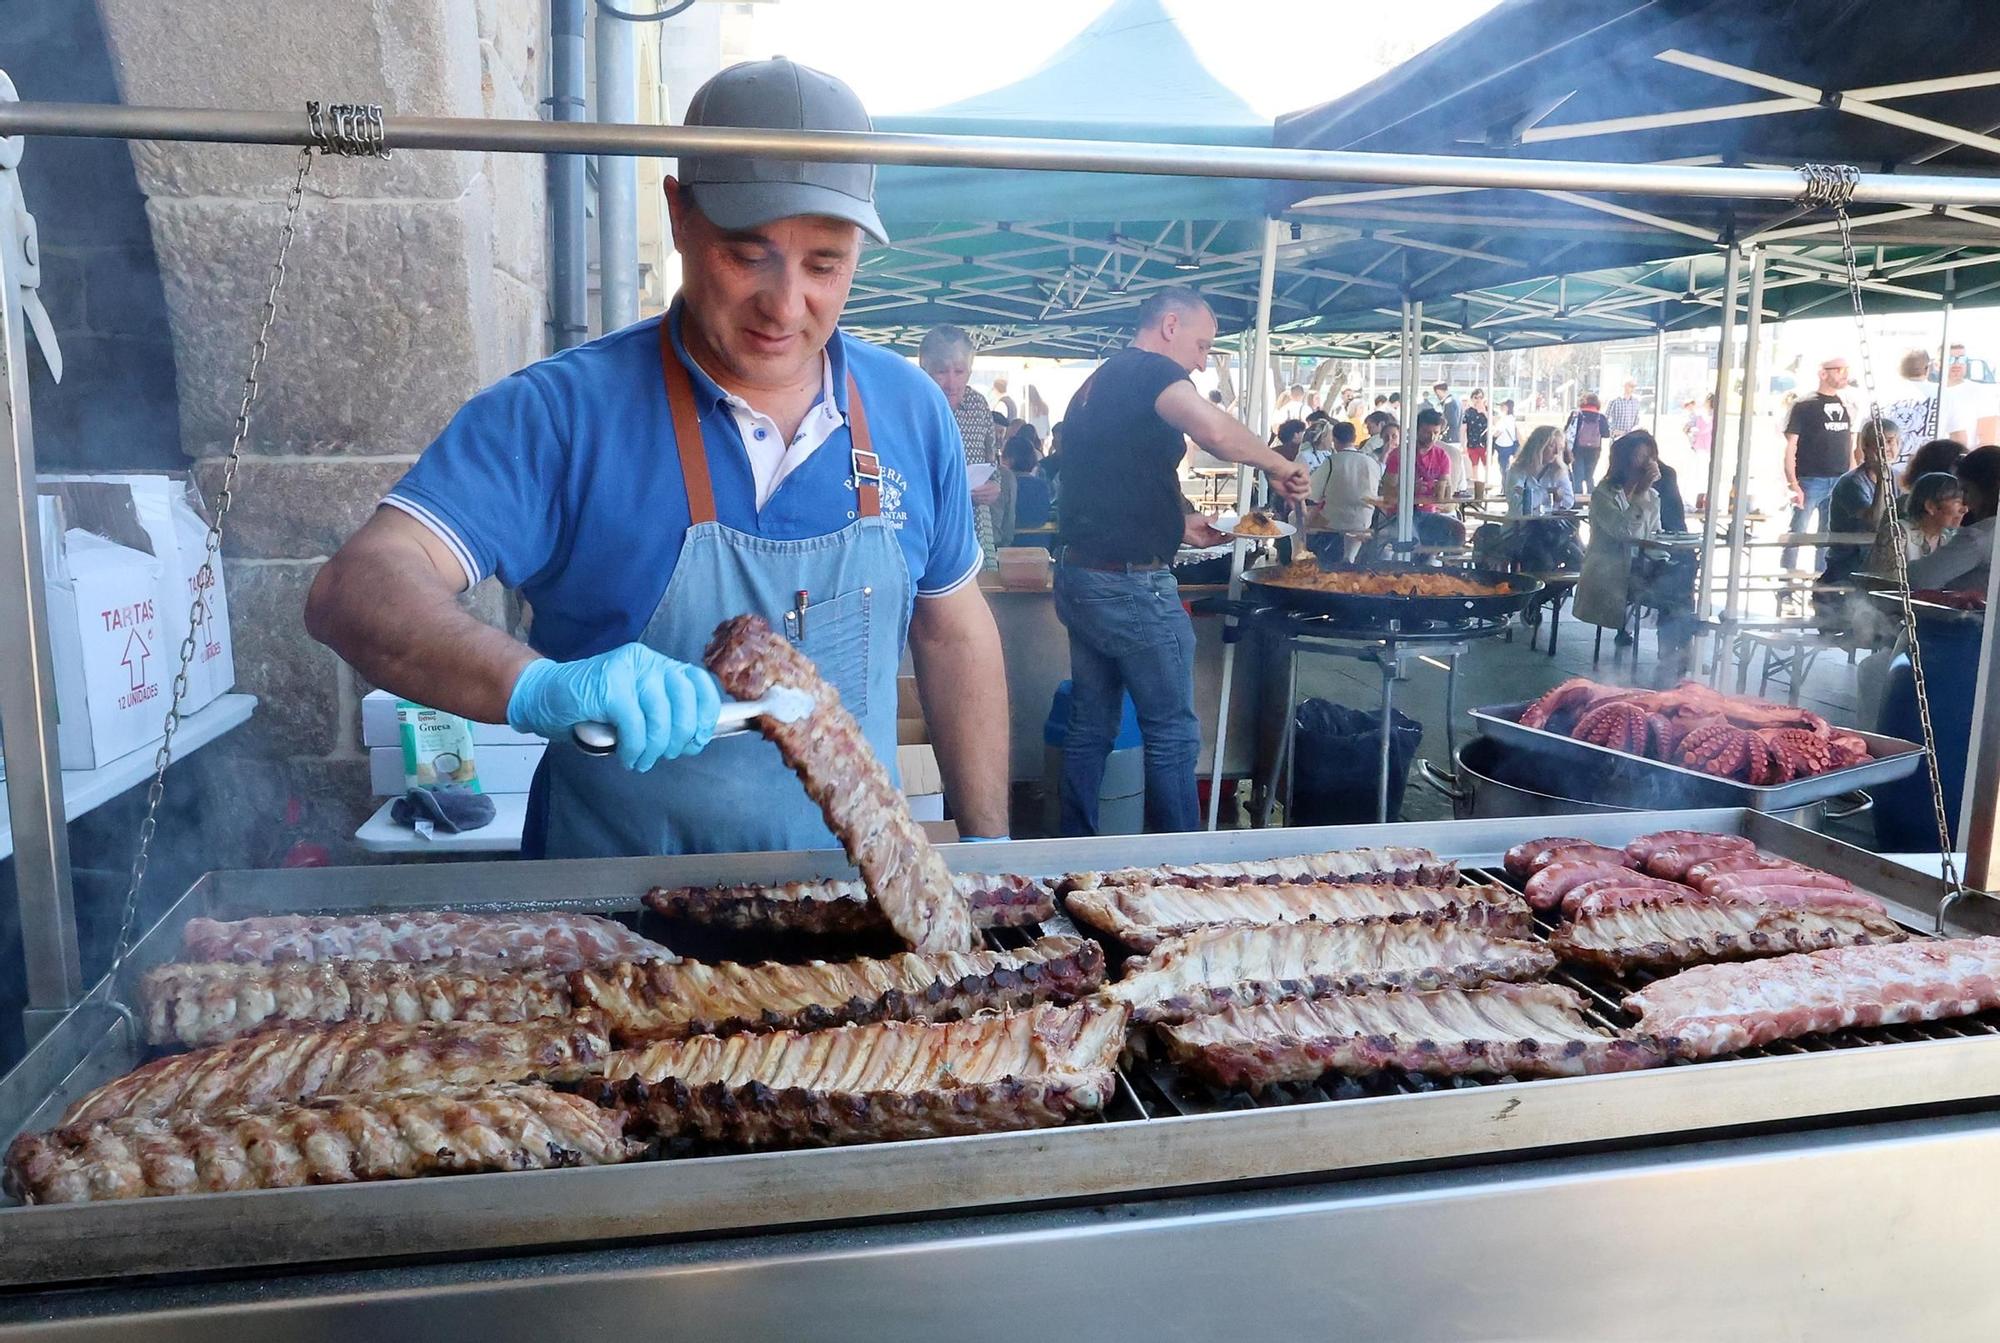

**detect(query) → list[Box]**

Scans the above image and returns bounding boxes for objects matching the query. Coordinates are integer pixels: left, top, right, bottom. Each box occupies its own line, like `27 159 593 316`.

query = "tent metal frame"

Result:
2 97 1999 1025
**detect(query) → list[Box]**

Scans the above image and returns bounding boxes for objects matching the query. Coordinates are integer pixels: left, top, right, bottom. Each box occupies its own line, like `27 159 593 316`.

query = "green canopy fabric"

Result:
849 0 1288 354
874 0 1271 229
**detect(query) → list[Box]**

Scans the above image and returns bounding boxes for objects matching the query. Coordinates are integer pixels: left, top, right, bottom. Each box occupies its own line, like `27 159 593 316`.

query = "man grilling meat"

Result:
306 59 1009 857
1054 287 1309 835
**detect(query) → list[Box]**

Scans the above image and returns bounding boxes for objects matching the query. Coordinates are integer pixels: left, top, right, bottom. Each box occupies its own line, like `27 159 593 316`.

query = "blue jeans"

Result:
1783 475 1840 572
1570 447 1600 493
1053 563 1201 836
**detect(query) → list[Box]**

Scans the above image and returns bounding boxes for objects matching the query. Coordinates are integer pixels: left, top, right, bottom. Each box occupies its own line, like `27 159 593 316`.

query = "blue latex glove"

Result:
507 645 722 772
960 835 1012 843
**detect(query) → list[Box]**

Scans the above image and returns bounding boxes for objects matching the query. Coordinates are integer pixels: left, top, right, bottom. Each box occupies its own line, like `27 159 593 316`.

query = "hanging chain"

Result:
1809 164 1965 924
100 104 388 1004
98 146 315 1001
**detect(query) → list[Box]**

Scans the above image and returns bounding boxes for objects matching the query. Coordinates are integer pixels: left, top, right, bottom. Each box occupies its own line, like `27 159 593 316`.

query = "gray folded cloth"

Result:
391 786 496 834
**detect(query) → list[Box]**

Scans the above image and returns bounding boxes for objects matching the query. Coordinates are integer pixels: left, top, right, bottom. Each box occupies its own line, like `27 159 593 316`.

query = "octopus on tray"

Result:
1515 677 1872 785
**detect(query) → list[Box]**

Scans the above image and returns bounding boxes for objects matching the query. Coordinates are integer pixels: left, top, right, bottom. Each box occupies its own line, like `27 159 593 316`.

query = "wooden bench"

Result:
1731 626 1865 704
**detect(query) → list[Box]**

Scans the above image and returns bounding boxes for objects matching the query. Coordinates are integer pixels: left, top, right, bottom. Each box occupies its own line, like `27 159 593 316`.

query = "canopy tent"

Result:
855 0 1310 354
1257 239 2000 356
1269 0 2000 340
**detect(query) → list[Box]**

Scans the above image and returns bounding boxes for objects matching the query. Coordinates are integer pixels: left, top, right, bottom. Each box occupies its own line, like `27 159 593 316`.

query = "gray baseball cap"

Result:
680 58 887 244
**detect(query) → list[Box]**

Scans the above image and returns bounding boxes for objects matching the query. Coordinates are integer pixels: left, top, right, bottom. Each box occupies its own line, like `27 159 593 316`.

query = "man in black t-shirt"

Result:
1782 357 1855 572
1055 287 1308 835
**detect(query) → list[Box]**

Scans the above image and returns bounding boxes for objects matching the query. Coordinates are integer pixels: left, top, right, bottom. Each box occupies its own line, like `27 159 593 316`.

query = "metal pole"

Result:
1721 249 1766 687
1375 658 1396 824
594 3 640 333
549 0 588 349
10 100 2000 206
0 200 82 1017
1698 244 1741 664
1934 273 1955 442
1964 547 2000 888
1206 218 1280 831
1651 324 1666 436
1398 301 1421 547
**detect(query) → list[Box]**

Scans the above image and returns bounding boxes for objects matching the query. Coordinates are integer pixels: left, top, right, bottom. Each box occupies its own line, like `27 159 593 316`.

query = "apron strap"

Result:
846 372 880 519
659 324 719 526
659 319 877 524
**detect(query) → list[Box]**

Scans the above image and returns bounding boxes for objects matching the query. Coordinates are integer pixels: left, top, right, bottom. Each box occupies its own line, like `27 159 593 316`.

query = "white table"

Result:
1883 852 1972 881
0 693 256 862
356 792 530 855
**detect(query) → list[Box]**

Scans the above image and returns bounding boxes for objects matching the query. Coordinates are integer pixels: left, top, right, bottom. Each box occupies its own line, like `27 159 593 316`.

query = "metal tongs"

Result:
572 684 814 756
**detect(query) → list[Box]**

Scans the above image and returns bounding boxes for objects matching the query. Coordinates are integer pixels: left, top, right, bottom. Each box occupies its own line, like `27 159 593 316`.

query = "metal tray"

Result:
1470 701 1925 812
1 812 1995 1290
1867 586 1987 628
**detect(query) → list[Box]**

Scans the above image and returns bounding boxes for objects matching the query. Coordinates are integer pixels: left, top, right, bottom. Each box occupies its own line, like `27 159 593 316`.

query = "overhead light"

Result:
1173 256 1202 272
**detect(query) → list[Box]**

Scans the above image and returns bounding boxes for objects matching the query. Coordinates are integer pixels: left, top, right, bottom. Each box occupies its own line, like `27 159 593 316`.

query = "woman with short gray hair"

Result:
919 325 1000 568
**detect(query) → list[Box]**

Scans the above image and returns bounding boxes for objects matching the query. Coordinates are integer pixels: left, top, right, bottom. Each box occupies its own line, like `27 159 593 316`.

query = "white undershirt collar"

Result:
687 351 843 509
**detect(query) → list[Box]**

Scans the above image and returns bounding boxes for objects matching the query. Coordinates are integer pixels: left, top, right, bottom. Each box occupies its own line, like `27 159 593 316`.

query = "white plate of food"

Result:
1218 509 1297 540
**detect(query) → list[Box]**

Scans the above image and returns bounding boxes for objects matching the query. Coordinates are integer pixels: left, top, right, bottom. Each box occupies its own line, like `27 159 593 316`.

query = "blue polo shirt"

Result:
384 311 980 662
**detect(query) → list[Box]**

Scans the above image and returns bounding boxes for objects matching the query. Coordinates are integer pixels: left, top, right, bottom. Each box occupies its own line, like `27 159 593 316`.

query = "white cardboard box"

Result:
361 690 543 750
40 493 172 770
43 474 234 716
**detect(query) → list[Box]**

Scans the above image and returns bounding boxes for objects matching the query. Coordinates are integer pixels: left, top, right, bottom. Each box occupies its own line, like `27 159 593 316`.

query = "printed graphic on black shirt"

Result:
1784 393 1853 480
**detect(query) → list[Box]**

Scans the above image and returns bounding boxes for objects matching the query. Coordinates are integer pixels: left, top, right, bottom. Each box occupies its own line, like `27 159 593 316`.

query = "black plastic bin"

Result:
1290 698 1424 825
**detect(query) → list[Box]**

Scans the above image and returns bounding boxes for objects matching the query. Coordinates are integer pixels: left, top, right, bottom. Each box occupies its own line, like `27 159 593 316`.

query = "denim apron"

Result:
525 326 911 858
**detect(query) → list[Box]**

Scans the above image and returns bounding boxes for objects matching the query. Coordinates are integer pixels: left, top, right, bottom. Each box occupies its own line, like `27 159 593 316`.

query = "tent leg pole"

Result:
0 210 82 1025
1699 244 1741 682
1934 281 1954 439
1206 217 1281 831
1962 544 2000 887
1651 324 1666 437
1397 301 1421 548
1721 248 1766 689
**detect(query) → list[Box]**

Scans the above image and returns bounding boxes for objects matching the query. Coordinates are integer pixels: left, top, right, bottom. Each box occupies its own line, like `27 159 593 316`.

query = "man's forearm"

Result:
908 594 1011 837
306 548 535 725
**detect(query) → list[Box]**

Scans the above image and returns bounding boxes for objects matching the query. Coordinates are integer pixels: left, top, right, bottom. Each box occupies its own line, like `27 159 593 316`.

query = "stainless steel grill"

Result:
4 809 1998 1292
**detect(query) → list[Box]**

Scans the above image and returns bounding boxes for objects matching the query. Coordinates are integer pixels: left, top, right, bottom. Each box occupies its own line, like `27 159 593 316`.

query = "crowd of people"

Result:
926 313 1999 832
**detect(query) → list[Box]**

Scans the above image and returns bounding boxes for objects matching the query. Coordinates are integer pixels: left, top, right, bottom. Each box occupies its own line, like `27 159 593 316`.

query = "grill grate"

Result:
1117 863 2000 1121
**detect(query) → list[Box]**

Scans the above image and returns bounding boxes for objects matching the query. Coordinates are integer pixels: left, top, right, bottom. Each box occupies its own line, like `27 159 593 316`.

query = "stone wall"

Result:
12 2 184 471
92 0 548 862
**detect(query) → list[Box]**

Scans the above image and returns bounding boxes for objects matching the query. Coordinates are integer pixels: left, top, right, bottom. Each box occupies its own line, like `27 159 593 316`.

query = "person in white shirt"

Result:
1306 420 1383 561
1298 418 1335 477
1940 347 2000 446
1274 383 1309 424
1884 348 1940 460
1490 398 1520 475
1502 424 1576 515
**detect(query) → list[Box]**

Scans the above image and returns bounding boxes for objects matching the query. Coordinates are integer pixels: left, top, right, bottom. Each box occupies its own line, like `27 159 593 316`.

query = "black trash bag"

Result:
1290 698 1425 825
